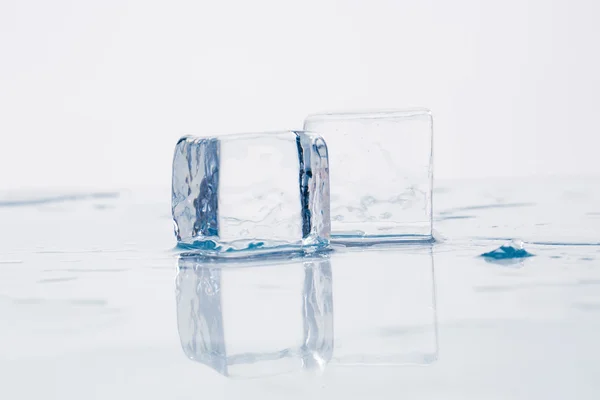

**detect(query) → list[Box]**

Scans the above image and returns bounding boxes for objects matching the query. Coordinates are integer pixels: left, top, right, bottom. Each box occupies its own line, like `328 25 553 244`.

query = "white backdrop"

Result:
1 0 599 190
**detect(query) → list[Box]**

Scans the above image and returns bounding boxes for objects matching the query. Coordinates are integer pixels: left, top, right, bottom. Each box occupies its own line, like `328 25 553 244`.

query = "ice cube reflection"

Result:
176 252 333 378
175 246 437 377
330 245 438 366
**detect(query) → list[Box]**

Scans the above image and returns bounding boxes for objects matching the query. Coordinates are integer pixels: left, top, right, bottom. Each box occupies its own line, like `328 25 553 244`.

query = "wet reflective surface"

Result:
176 253 334 378
1 178 600 399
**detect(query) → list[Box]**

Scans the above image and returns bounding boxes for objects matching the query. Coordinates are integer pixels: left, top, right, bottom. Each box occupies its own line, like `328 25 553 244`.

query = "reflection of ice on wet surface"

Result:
175 247 437 378
1 179 600 399
176 254 333 378
328 246 437 367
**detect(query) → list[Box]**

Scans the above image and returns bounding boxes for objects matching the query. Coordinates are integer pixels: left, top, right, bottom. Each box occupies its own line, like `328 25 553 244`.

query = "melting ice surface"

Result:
171 131 331 254
2 177 600 399
480 240 535 260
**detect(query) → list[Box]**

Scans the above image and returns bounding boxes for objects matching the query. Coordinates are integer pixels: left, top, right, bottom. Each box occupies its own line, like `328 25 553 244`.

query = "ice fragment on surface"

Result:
480 240 535 260
175 253 333 378
303 109 433 244
171 131 330 254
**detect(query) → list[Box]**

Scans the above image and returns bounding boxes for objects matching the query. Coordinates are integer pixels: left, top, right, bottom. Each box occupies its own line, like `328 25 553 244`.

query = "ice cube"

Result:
171 131 330 254
175 253 333 378
304 109 433 244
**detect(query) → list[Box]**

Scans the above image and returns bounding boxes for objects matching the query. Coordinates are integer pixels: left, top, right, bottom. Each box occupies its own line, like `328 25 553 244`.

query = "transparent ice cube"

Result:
304 109 433 243
171 131 330 254
175 253 333 378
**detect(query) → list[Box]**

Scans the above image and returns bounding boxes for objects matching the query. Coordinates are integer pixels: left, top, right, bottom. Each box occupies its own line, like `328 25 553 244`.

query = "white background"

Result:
1 0 599 190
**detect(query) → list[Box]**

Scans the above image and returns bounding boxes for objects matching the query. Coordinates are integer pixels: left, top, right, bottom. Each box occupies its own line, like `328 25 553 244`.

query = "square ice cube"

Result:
171 131 330 254
176 253 333 378
304 109 433 243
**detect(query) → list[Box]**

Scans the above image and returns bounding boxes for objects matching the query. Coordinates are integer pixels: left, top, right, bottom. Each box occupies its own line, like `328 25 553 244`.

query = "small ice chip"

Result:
480 240 535 260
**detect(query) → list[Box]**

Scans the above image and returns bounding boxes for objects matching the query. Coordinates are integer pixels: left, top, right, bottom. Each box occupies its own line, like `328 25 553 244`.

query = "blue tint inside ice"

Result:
171 132 331 254
174 239 332 260
480 240 535 260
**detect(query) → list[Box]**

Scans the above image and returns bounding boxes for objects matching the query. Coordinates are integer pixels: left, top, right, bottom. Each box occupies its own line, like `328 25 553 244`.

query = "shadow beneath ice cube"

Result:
175 245 438 378
175 252 333 379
